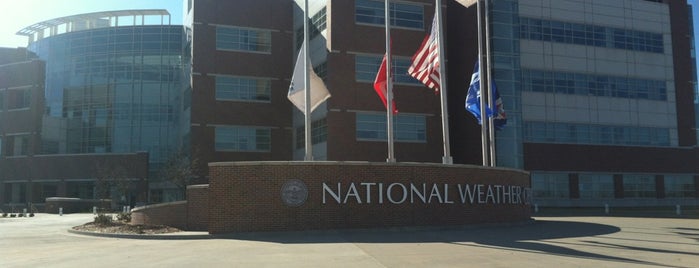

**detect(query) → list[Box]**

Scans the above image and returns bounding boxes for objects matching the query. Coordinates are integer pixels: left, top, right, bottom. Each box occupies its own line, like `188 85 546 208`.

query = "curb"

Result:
67 228 212 240
67 219 537 240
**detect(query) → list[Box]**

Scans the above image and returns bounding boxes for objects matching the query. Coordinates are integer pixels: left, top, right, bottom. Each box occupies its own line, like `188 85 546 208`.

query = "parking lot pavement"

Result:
1 213 698 267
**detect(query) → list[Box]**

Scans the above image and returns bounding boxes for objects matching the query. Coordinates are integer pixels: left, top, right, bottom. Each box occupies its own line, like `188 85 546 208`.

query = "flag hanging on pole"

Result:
408 12 441 93
465 60 507 129
454 0 477 7
288 41 331 114
374 54 398 114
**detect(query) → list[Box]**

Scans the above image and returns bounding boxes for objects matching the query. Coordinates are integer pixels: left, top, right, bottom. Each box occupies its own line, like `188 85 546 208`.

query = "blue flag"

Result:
465 60 507 129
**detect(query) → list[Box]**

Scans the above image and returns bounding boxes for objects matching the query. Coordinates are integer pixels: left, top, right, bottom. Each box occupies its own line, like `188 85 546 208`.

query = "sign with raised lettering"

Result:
322 182 531 205
209 162 532 233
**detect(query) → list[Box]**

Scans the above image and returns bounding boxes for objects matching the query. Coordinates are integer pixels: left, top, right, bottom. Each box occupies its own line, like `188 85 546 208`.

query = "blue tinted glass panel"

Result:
215 76 271 102
215 126 271 152
519 17 663 53
355 0 423 29
216 26 271 53
356 113 426 142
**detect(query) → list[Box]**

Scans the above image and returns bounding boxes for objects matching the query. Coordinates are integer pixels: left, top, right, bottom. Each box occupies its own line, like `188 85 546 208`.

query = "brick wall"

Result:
186 185 209 231
208 162 531 234
131 201 187 230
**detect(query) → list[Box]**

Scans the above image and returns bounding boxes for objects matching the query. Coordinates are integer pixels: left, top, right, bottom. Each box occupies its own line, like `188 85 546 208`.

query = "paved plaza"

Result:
1 212 698 267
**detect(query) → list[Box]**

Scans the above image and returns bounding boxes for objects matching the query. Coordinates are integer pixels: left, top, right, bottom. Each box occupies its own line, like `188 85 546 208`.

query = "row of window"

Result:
216 26 272 53
532 173 696 199
0 135 30 157
521 69 667 101
218 0 424 54
523 121 671 146
356 113 426 142
0 88 32 110
215 126 271 152
215 76 271 102
355 0 424 29
295 7 328 49
214 113 427 152
66 41 182 55
355 55 421 85
211 53 418 104
519 17 664 53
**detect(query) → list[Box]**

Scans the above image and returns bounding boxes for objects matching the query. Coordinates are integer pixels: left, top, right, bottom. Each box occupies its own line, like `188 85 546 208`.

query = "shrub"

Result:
93 213 113 225
117 212 131 222
29 213 35 217
2 213 7 217
10 214 16 217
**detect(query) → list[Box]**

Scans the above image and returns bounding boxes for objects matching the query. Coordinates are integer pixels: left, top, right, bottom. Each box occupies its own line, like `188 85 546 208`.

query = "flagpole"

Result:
303 0 313 161
476 0 489 166
385 0 396 163
484 0 496 167
435 0 452 164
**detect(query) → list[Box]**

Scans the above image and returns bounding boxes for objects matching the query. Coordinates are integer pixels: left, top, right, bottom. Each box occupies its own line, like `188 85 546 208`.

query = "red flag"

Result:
373 54 398 114
408 13 440 93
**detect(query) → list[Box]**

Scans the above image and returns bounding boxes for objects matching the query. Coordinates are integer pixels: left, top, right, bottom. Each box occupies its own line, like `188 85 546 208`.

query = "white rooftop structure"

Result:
16 10 171 44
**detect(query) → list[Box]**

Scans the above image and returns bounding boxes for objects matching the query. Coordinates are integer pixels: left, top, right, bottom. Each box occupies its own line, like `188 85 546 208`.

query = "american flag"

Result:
408 13 440 93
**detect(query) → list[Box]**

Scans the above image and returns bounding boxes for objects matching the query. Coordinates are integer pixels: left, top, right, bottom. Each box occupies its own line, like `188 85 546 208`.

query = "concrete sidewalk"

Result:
1 213 698 267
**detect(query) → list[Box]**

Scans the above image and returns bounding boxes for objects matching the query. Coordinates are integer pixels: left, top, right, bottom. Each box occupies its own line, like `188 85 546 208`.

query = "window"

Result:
664 175 695 198
295 118 328 149
356 113 426 142
355 55 421 85
521 69 666 101
34 182 58 203
66 181 94 199
215 126 271 152
216 26 271 53
10 135 30 156
523 122 671 147
578 174 614 198
531 173 569 198
215 76 271 102
6 88 32 110
394 114 426 141
355 0 424 29
623 174 656 198
295 7 328 49
311 7 328 34
520 17 663 53
355 55 382 82
393 57 420 85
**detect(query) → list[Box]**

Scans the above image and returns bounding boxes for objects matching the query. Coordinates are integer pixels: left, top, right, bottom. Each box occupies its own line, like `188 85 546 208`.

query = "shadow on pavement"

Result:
218 220 619 244
218 220 693 268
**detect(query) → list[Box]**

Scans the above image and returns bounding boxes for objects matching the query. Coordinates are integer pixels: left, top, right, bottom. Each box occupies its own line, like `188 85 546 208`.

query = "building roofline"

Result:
16 9 171 41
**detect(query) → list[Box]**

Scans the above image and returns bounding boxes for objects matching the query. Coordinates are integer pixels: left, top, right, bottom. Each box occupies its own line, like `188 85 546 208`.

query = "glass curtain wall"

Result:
28 25 187 171
490 0 523 168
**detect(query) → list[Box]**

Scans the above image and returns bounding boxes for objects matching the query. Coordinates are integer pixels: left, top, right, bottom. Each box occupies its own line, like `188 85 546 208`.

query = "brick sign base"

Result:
208 161 531 234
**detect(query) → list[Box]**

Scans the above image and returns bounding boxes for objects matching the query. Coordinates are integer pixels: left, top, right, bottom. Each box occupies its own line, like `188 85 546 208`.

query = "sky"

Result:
0 0 183 48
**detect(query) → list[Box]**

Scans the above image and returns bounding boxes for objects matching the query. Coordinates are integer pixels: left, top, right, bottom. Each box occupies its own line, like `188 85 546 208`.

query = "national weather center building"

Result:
184 0 698 207
1 0 698 211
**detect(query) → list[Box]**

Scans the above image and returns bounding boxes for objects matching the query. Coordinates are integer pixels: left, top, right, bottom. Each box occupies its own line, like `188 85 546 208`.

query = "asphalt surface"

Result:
1 213 698 267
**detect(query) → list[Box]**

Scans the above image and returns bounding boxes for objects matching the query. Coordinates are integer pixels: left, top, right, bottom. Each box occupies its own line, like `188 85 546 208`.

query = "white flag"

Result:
288 41 331 114
455 0 477 7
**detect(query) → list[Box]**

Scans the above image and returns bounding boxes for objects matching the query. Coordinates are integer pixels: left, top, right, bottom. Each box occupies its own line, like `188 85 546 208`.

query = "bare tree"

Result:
94 161 130 209
158 148 198 198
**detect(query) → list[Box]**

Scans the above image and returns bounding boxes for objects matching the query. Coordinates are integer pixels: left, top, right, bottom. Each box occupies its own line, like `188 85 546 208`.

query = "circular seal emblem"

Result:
280 179 308 207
